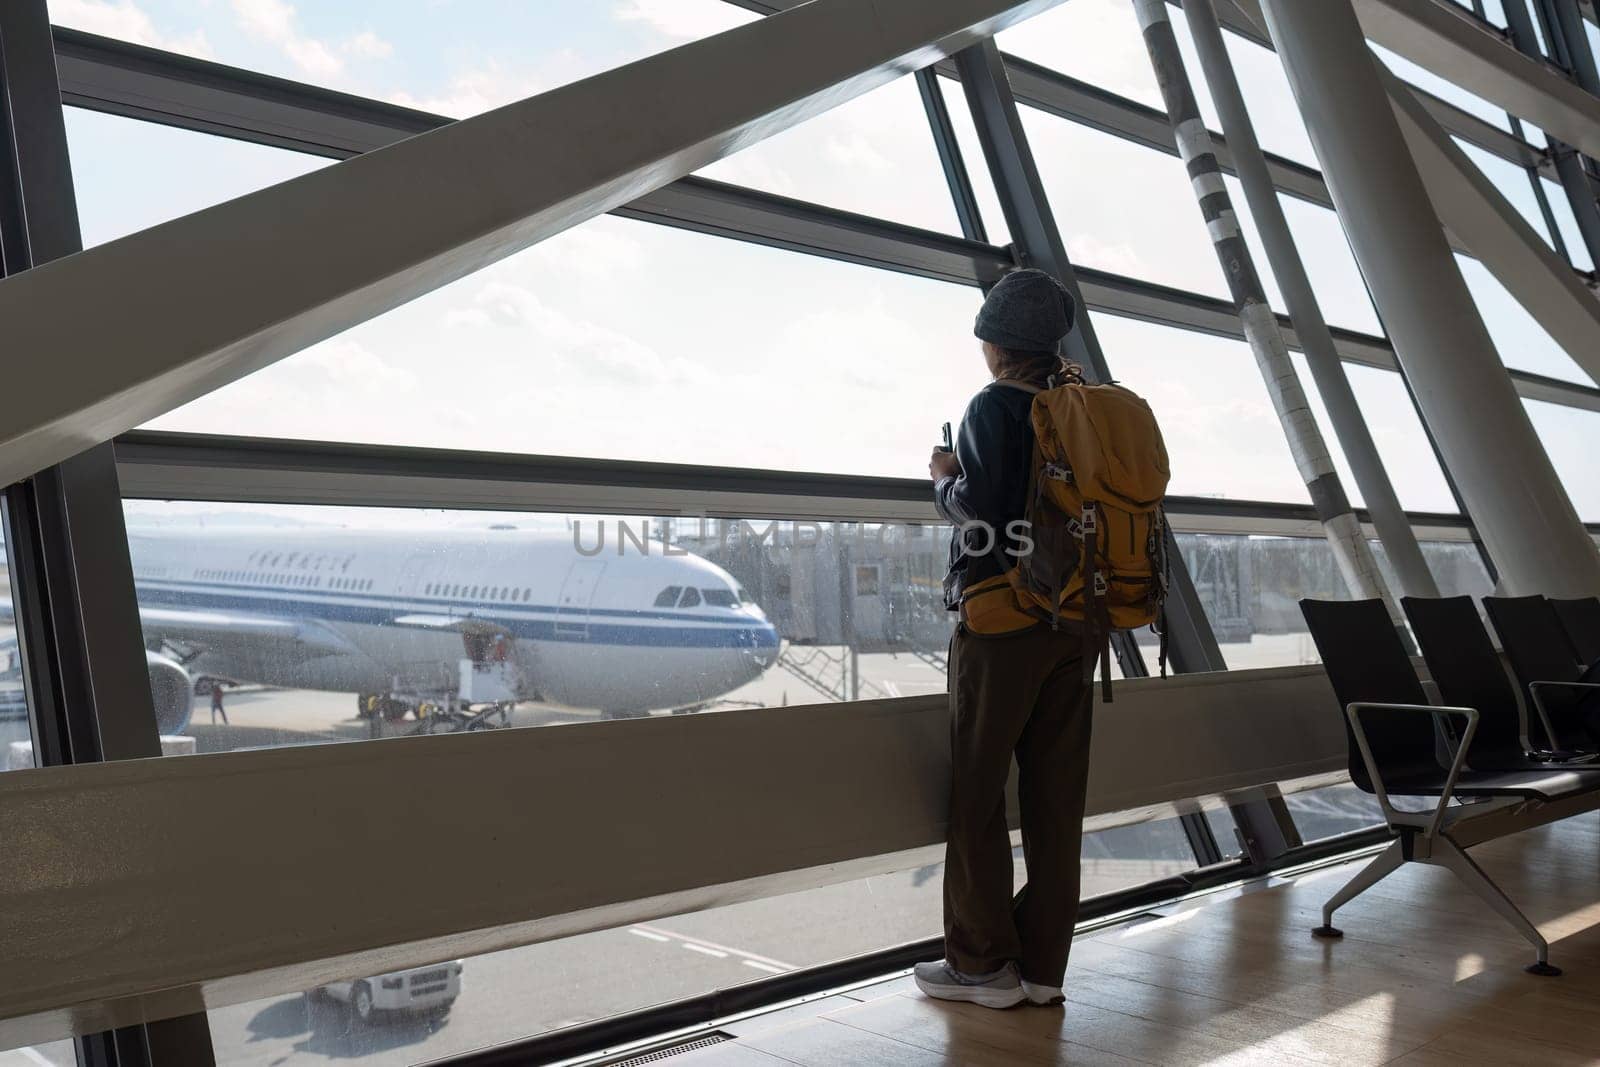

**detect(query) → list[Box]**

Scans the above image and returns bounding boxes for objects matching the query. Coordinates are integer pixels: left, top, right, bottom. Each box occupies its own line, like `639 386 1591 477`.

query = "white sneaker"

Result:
1021 979 1065 1006
912 960 1026 1009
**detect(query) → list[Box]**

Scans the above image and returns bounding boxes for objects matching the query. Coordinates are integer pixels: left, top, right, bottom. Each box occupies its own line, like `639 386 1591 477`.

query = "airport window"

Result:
138 215 990 481
996 0 1164 109
50 1 757 113
64 109 330 250
1093 314 1316 504
1456 255 1593 384
696 74 961 233
1020 106 1229 298
1281 781 1384 842
1523 400 1600 522
117 502 964 754
1174 529 1494 669
654 586 682 608
1225 183 1383 335
209 808 1208 1064
1162 17 1318 168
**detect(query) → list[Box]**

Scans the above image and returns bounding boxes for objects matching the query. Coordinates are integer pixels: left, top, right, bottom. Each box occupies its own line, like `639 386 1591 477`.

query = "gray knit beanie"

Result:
973 268 1076 351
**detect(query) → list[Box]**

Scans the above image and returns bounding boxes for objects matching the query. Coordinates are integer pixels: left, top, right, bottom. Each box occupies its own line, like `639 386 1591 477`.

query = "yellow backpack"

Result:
959 376 1172 699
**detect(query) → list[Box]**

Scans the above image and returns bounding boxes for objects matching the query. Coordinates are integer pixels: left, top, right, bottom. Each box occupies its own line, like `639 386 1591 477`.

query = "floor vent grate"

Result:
605 1032 734 1066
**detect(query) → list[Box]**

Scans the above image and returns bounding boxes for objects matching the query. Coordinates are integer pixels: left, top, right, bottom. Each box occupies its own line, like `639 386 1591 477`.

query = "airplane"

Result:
1 524 781 734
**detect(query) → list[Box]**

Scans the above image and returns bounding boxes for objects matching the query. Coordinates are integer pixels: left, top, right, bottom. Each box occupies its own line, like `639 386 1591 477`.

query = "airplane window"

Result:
702 588 738 608
654 585 682 608
678 587 701 608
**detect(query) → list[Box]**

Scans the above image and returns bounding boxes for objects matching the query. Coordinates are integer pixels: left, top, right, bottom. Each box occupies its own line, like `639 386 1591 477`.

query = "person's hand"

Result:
929 449 961 482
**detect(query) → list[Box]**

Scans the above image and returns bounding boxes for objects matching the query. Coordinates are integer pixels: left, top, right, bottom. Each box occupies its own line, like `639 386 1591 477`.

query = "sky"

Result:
48 0 1600 521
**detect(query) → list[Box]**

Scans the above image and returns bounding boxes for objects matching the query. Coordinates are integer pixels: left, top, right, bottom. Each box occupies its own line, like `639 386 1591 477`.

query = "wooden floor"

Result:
666 815 1600 1066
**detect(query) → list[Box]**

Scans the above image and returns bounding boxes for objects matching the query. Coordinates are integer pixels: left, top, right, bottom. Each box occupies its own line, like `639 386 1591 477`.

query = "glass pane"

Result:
1283 782 1383 841
1539 177 1597 273
1167 16 1318 168
997 0 1163 108
1078 817 1201 897
1523 400 1600 522
66 108 330 248
125 500 966 751
1174 530 1490 669
698 75 960 232
1294 359 1460 515
0 521 30 771
937 76 1012 246
51 0 755 115
1227 177 1381 335
1456 254 1591 383
209 811 1196 1063
1097 316 1310 504
1021 108 1227 297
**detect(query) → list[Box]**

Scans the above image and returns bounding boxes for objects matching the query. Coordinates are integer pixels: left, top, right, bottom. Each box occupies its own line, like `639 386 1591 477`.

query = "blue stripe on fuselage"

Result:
137 583 781 651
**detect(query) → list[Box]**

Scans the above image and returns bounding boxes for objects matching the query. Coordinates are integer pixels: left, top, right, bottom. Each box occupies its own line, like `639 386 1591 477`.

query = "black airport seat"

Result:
1302 598 1590 802
1483 596 1600 754
1299 597 1598 974
1403 595 1600 771
1550 596 1600 664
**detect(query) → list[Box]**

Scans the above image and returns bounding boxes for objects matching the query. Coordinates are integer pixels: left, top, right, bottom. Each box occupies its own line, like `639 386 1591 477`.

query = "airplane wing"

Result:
138 606 355 658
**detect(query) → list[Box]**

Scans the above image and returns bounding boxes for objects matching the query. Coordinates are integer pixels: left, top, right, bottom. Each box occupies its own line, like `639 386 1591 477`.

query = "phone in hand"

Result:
936 421 953 454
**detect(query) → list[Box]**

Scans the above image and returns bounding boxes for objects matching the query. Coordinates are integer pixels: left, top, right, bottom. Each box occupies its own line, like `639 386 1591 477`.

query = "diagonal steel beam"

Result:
1355 0 1600 159
1383 64 1600 386
0 0 1066 488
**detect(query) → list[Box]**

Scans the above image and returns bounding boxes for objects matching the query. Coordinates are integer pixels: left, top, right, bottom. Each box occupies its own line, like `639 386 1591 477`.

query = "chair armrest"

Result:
1527 680 1600 751
1347 702 1479 839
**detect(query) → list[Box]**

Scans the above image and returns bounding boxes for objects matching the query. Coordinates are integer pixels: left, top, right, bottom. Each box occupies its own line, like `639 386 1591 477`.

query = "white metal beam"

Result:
1356 0 1600 159
0 0 1064 488
1384 65 1600 387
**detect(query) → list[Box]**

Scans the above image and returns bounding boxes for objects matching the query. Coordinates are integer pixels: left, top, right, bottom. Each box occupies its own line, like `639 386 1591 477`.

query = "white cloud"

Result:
388 63 549 118
51 0 212 59
612 0 753 40
230 0 362 81
447 280 713 387
343 30 393 60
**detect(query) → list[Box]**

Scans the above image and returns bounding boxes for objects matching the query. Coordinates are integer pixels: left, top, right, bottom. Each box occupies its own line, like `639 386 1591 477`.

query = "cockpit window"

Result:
678 587 702 608
653 585 682 608
702 588 738 607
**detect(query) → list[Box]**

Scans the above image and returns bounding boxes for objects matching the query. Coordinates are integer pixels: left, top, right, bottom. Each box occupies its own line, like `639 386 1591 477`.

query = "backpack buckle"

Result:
1081 506 1097 534
1092 573 1108 598
1043 462 1073 484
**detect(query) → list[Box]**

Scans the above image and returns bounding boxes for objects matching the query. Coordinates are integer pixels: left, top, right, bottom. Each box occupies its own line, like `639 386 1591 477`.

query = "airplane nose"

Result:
749 622 780 670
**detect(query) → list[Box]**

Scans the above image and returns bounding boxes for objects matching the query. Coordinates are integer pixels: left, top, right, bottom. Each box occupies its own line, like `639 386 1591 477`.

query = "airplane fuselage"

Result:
127 525 780 714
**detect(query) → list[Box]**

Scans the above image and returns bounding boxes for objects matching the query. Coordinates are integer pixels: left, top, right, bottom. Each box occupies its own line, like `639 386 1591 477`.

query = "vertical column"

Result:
1183 0 1439 600
0 3 218 1065
1258 0 1600 597
953 38 1228 674
1132 0 1406 636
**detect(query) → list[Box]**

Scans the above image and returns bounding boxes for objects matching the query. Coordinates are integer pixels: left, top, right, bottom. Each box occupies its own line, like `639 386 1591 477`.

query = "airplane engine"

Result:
145 651 195 736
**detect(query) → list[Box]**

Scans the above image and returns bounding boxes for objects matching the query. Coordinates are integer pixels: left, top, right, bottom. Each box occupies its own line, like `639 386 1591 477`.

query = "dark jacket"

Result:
934 381 1037 609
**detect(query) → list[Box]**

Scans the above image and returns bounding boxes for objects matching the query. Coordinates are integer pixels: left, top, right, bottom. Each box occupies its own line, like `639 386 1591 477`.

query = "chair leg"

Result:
1429 836 1559 976
1313 838 1406 938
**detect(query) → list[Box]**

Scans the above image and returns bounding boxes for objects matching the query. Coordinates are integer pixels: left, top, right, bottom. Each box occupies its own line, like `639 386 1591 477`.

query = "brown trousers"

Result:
943 622 1094 987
